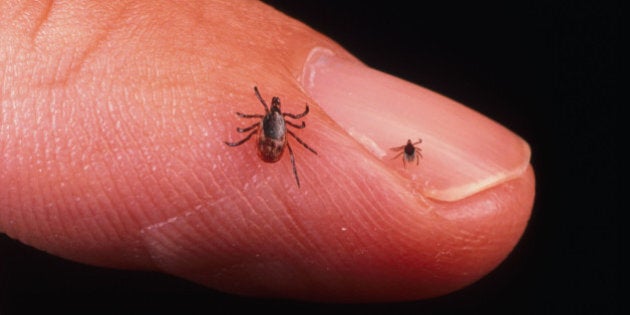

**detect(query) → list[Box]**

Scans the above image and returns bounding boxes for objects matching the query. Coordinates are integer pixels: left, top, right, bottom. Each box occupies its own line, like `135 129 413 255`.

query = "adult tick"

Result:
225 87 317 187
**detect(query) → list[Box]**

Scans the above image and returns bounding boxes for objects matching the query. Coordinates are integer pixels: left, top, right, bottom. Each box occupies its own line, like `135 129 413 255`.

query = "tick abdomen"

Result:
258 111 287 163
257 136 285 162
262 112 286 140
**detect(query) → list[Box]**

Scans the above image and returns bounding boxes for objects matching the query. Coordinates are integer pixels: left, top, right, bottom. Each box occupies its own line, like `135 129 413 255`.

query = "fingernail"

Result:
300 48 530 201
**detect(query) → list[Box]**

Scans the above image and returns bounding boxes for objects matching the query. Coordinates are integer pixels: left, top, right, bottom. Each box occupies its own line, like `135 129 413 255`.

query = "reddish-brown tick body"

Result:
257 104 287 162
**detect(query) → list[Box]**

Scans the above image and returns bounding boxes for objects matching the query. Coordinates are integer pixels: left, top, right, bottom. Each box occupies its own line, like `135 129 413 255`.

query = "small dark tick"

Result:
390 138 423 167
224 86 317 187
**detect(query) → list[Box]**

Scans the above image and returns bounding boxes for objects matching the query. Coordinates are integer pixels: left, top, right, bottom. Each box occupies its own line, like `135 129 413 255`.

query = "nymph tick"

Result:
390 138 423 167
225 87 317 187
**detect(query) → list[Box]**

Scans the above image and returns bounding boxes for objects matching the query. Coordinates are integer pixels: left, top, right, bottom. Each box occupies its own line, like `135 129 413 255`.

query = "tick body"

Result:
225 87 317 187
390 138 423 167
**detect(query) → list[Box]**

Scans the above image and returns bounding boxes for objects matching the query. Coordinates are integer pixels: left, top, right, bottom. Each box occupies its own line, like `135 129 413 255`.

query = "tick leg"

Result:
412 138 423 145
286 142 300 188
253 86 270 112
390 145 406 151
285 120 306 129
415 149 423 159
236 122 259 133
283 104 309 119
391 151 403 160
236 112 264 119
224 129 257 146
287 129 317 155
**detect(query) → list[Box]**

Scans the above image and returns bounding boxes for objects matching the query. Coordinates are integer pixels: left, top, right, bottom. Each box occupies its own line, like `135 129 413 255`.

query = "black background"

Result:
1 1 618 314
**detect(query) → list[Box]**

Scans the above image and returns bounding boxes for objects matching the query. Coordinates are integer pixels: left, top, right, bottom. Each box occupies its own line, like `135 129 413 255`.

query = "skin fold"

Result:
0 1 535 301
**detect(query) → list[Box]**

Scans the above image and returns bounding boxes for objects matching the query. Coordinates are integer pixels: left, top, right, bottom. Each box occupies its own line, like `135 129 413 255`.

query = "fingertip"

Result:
300 48 532 202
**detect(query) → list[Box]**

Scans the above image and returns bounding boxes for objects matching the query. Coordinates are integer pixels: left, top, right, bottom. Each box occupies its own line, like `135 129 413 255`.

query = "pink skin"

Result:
0 1 535 301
